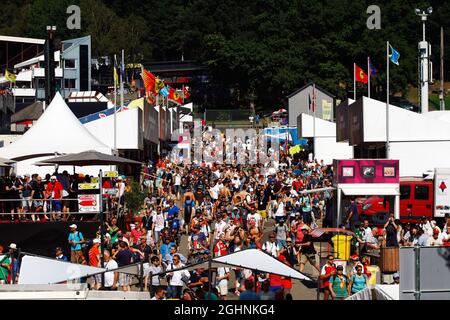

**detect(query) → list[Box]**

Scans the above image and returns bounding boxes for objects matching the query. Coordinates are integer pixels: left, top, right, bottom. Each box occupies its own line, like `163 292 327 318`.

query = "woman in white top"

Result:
152 208 165 245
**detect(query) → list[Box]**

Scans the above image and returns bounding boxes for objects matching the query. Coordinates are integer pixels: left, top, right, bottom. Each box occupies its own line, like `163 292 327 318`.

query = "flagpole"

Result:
354 63 356 100
120 49 124 110
114 54 117 153
368 57 371 99
386 42 390 159
313 83 316 162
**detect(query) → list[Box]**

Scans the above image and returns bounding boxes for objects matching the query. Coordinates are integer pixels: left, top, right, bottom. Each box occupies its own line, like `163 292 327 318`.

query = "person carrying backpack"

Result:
328 265 349 300
348 264 369 295
68 224 85 263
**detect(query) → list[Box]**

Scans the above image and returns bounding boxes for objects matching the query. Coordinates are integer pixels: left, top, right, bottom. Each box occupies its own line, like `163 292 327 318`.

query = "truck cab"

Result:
358 177 434 225
399 177 433 223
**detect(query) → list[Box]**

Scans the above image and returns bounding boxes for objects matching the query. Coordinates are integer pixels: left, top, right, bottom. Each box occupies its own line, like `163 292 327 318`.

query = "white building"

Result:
337 96 450 177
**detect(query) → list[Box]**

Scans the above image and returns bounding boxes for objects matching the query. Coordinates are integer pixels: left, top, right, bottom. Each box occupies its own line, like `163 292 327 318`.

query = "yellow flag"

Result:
289 145 302 155
5 70 16 82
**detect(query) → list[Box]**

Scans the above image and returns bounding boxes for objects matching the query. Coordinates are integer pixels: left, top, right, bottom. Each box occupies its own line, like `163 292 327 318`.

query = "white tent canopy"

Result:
112 249 312 281
0 92 112 175
18 255 106 285
346 285 399 300
0 92 111 161
213 249 312 281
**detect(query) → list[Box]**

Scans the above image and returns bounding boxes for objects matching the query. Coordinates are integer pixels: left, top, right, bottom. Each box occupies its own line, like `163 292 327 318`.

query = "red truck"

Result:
357 172 448 225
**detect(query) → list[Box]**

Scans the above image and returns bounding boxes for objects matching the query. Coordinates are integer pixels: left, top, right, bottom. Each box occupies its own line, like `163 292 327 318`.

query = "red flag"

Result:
142 69 158 105
355 64 368 83
312 85 316 113
168 86 183 105
184 86 190 100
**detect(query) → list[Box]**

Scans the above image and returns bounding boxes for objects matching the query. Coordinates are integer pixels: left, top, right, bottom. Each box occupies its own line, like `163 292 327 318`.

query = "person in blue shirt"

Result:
167 200 180 220
159 237 175 265
68 224 85 263
239 279 260 300
349 265 369 295
55 247 69 262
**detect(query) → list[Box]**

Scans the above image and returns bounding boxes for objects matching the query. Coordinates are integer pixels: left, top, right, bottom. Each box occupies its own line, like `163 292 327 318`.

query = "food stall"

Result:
333 159 401 225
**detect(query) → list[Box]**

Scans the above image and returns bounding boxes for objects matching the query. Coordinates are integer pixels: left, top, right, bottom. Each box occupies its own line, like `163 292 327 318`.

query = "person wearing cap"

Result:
45 176 63 221
274 218 289 248
102 250 118 290
297 226 320 273
68 224 85 263
426 228 443 246
284 237 297 267
88 238 101 289
328 265 349 300
348 263 369 295
262 232 281 257
391 273 400 285
419 216 433 236
55 247 69 262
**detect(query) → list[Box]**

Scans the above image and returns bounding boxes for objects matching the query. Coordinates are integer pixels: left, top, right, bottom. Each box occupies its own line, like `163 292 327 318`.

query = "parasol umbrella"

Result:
0 157 16 167
34 150 141 166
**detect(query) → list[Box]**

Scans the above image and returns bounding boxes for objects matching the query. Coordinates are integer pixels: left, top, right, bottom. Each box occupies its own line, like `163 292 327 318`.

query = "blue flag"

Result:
389 45 400 65
160 86 169 97
369 62 377 76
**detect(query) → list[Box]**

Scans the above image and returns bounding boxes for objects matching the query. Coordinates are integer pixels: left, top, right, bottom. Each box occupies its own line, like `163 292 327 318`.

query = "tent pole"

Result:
208 227 214 296
99 169 105 288
139 259 144 292
254 270 257 294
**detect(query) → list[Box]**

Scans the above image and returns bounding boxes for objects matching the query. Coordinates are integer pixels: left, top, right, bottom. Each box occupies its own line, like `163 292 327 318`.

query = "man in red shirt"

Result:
319 254 337 300
89 238 101 289
46 176 63 220
278 252 293 296
214 234 228 257
292 177 303 193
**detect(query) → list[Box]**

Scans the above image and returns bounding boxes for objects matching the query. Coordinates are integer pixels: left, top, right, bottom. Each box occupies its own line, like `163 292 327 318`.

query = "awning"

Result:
339 183 400 196
18 255 106 284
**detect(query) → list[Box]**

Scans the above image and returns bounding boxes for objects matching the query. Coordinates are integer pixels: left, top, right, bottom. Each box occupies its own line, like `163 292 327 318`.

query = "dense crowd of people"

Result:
1 152 450 301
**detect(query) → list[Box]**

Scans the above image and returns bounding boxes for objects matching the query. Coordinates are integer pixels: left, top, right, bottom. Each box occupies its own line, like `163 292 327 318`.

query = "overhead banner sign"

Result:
78 194 100 212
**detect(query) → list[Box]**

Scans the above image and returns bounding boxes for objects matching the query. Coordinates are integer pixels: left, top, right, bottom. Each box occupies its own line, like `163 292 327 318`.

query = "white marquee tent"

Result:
0 92 112 175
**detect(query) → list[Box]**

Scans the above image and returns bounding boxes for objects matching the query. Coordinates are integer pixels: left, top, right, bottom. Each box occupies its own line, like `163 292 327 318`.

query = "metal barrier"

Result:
0 197 123 219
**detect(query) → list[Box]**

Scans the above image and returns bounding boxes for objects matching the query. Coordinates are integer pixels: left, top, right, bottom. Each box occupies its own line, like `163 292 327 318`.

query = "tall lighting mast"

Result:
415 7 433 114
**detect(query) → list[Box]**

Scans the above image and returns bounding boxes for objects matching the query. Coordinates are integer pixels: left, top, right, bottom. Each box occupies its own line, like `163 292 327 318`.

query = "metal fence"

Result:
400 246 450 300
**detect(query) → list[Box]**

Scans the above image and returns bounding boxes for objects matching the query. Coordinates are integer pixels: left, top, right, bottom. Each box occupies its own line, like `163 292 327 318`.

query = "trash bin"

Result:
331 235 352 261
367 265 381 285
380 247 399 273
